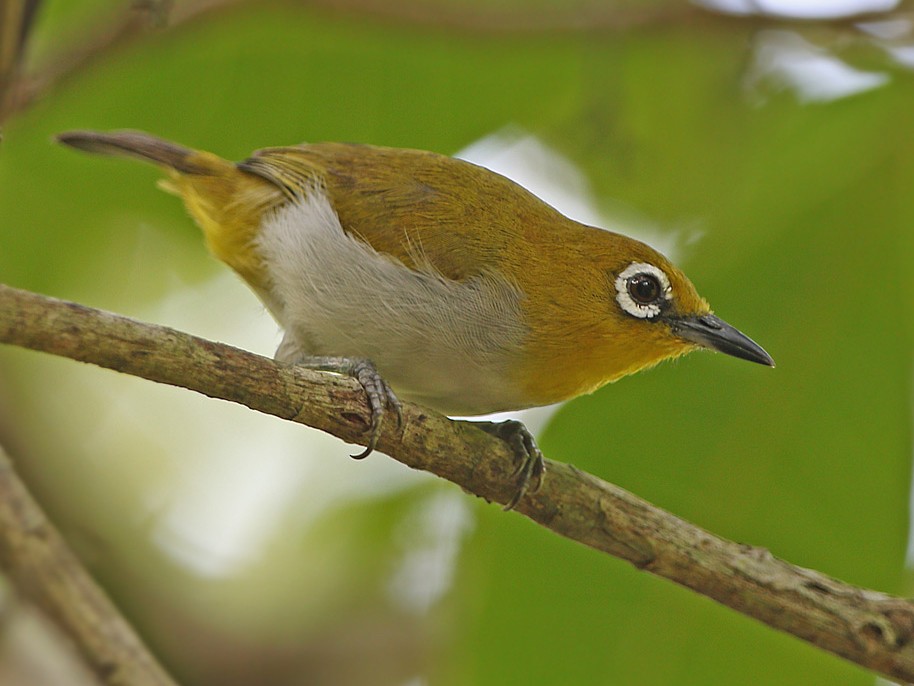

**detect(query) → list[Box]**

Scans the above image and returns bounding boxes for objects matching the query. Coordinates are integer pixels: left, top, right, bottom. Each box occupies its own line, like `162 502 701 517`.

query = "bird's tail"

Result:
57 129 279 288
56 129 232 176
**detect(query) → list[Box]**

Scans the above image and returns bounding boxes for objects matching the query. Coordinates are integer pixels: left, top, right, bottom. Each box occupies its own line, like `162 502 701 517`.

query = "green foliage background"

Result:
0 2 911 684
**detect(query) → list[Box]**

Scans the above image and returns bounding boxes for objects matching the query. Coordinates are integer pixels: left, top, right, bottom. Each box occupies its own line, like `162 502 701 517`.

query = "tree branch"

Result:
1 282 913 682
0 441 178 686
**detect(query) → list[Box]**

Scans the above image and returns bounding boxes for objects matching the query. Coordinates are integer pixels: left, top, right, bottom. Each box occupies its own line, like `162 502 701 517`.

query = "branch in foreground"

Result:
1 282 913 682
0 440 178 686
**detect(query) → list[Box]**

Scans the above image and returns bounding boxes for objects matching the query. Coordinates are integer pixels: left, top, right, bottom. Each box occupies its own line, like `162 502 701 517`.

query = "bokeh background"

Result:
1 0 913 684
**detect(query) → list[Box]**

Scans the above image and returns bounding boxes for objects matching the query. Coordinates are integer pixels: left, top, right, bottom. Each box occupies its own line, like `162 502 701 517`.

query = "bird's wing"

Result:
239 142 563 281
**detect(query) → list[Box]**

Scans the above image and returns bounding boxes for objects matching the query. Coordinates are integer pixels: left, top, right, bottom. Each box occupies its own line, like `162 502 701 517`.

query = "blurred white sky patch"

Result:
885 44 914 67
858 18 912 40
151 421 316 577
703 1 914 88
745 30 890 103
695 0 899 19
387 490 474 614
855 19 914 70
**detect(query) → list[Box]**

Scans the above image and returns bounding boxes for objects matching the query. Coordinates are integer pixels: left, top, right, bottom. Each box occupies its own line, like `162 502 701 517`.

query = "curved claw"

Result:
474 419 546 510
281 353 403 460
350 442 376 461
349 359 402 459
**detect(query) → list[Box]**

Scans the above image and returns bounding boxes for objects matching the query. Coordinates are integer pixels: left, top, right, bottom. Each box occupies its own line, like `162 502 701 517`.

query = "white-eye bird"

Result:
57 130 773 508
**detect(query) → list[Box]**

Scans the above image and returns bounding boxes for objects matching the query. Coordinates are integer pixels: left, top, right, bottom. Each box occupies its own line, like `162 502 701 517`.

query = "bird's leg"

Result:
473 420 546 510
286 355 402 459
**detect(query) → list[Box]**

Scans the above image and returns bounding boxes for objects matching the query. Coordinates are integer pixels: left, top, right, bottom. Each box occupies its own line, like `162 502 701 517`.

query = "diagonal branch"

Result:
0 441 178 686
1 282 913 682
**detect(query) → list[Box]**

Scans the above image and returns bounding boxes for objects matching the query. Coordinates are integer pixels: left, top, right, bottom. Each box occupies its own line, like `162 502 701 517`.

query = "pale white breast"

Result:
254 188 529 416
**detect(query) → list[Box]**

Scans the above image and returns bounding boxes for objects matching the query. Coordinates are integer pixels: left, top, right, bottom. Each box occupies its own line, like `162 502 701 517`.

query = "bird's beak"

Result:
667 313 774 367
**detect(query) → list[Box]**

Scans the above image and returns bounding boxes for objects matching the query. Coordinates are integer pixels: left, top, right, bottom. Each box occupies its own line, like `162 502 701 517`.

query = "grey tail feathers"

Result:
56 130 212 175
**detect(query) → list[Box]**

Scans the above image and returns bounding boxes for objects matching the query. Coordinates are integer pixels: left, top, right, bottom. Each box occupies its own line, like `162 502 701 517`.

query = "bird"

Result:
57 130 773 509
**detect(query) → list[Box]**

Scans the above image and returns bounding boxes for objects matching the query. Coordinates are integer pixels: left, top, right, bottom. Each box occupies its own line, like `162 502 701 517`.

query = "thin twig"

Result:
0 439 179 686
0 282 913 682
5 0 678 118
5 0 905 122
0 0 42 121
1 0 176 121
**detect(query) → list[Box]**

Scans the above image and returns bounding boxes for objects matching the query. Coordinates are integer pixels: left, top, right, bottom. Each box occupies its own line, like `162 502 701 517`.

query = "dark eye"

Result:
627 273 661 304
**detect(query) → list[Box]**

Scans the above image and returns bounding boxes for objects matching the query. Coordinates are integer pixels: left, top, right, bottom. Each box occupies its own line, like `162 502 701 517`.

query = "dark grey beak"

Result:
668 313 774 367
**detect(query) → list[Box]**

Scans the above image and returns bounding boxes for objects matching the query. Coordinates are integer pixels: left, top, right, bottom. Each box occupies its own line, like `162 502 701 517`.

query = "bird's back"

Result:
239 141 577 282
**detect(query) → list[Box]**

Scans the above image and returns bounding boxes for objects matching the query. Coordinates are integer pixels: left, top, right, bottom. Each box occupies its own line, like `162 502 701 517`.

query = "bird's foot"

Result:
474 420 545 510
288 355 402 458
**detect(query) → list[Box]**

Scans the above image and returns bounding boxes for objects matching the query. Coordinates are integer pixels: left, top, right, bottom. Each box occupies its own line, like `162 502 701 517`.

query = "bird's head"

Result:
515 230 773 407
604 238 774 374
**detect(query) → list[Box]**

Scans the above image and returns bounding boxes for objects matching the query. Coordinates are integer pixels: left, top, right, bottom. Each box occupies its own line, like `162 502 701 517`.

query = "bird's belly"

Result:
363 346 528 416
255 194 530 416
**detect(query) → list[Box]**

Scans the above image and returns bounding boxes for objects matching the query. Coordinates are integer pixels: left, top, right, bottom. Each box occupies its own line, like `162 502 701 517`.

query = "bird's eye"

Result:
627 273 661 304
614 262 672 320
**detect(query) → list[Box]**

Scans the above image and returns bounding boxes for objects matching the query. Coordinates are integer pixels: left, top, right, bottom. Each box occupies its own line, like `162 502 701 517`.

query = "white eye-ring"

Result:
615 262 672 319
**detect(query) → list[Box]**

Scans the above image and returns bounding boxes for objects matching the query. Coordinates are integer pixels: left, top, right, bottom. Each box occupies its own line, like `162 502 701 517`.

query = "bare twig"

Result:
0 282 912 682
1 0 177 121
4 0 681 117
0 439 179 686
5 0 904 122
0 0 42 121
